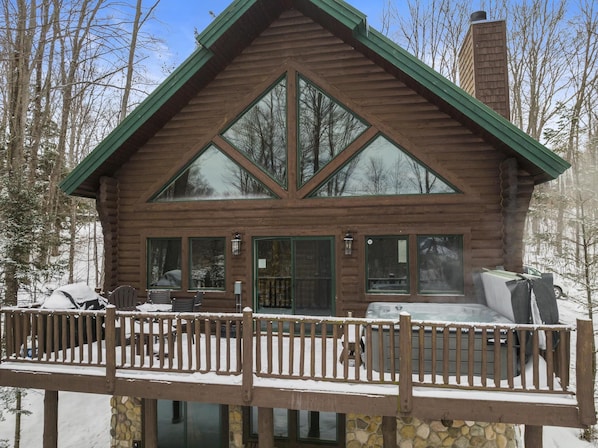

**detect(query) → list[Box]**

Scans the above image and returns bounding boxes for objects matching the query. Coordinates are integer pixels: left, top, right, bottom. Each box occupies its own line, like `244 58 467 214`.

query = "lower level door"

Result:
157 401 225 447
255 237 333 316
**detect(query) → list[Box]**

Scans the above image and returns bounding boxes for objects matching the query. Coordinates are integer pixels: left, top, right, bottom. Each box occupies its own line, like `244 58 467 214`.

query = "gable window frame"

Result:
297 74 370 188
222 75 289 189
309 133 459 198
151 144 279 202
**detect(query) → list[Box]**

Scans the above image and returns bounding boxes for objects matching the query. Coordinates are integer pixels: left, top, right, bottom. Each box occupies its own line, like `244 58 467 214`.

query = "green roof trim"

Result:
195 0 257 48
61 0 569 197
310 0 367 33
60 47 214 195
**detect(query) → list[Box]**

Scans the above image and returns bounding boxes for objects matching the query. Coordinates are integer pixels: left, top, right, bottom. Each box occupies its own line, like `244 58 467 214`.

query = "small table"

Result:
133 305 173 355
136 303 172 313
339 325 359 363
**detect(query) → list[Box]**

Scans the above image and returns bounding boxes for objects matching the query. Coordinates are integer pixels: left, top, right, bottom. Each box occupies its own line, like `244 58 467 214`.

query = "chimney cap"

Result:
470 11 487 22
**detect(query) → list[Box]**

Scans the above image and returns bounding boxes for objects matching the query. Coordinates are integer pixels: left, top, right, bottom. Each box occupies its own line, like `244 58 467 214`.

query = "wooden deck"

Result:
0 306 594 428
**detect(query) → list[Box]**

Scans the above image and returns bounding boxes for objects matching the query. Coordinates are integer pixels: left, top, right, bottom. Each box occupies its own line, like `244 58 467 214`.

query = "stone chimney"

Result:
458 11 510 120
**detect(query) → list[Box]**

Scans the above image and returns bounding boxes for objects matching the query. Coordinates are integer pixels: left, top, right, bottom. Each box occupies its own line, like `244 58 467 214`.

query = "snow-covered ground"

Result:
0 391 111 447
0 297 595 447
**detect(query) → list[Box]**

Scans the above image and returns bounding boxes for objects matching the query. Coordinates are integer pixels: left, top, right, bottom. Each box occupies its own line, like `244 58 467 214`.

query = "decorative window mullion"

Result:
287 68 298 197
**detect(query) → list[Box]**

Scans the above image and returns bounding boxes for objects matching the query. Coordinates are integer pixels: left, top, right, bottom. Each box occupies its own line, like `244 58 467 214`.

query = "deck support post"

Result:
399 313 413 414
242 307 254 403
143 398 158 448
524 425 542 447
258 407 274 448
576 318 596 426
382 415 397 446
43 390 58 448
105 305 116 394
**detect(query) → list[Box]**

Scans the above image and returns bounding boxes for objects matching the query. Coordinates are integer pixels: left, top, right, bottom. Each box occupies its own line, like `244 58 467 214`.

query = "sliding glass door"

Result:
255 237 333 316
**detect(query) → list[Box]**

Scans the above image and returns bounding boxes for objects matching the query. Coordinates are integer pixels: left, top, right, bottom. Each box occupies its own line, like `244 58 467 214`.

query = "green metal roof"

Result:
61 0 569 197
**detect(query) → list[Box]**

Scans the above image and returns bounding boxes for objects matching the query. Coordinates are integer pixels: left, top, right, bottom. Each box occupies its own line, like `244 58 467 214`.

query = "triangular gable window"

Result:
298 77 368 186
151 73 458 202
222 77 287 187
153 145 277 201
310 135 458 197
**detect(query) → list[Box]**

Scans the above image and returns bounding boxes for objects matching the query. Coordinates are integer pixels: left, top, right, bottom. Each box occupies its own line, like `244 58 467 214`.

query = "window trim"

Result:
146 237 183 290
363 233 466 297
188 236 227 291
365 235 410 294
416 234 464 295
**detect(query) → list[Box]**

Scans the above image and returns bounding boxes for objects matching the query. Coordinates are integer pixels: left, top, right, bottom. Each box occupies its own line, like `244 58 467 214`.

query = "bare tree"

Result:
383 0 472 83
119 0 161 122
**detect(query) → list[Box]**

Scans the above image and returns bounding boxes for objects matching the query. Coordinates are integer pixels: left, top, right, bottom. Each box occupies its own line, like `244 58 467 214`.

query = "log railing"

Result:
0 306 587 400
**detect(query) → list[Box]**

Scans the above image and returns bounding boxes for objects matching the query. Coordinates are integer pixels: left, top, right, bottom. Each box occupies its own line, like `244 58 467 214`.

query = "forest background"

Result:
0 0 596 443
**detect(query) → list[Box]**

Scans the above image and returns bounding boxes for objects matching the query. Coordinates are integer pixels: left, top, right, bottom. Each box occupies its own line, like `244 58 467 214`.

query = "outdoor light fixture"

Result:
232 233 242 256
344 231 354 256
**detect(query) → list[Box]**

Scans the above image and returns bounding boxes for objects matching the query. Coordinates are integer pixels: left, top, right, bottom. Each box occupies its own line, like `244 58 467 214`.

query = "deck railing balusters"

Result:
546 329 554 390
493 328 501 387
0 308 580 396
532 331 540 389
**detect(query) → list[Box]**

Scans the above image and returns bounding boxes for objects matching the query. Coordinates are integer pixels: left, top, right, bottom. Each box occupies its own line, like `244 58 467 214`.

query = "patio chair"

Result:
172 297 195 312
108 285 138 346
108 285 138 310
172 297 196 342
147 289 171 304
193 291 204 312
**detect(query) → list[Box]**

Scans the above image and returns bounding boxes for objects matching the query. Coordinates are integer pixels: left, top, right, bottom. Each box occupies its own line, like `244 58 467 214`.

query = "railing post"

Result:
242 307 254 403
3 309 14 360
576 318 596 426
399 313 412 414
105 306 116 394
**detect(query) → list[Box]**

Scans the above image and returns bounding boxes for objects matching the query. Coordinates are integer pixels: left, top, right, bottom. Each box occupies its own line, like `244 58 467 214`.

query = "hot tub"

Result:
364 302 518 379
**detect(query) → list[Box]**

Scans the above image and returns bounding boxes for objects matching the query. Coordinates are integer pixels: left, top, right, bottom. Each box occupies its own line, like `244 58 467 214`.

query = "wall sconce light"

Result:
344 231 354 256
232 233 242 256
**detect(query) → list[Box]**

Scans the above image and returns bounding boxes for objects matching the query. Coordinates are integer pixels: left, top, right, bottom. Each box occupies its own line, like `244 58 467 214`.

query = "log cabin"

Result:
1 1 594 447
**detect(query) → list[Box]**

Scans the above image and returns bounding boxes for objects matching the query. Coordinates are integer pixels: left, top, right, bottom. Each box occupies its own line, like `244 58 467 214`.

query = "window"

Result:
246 407 343 446
366 234 464 295
417 235 464 294
366 236 409 293
190 237 225 290
153 145 277 201
157 401 225 448
223 77 288 186
298 76 368 186
312 135 457 197
147 238 181 289
150 73 458 202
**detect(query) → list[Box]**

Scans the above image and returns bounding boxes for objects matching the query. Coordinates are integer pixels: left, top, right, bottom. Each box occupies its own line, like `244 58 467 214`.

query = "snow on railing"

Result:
0 306 585 401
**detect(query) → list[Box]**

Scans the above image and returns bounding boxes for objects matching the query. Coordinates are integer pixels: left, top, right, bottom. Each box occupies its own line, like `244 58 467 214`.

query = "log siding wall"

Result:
102 10 532 313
